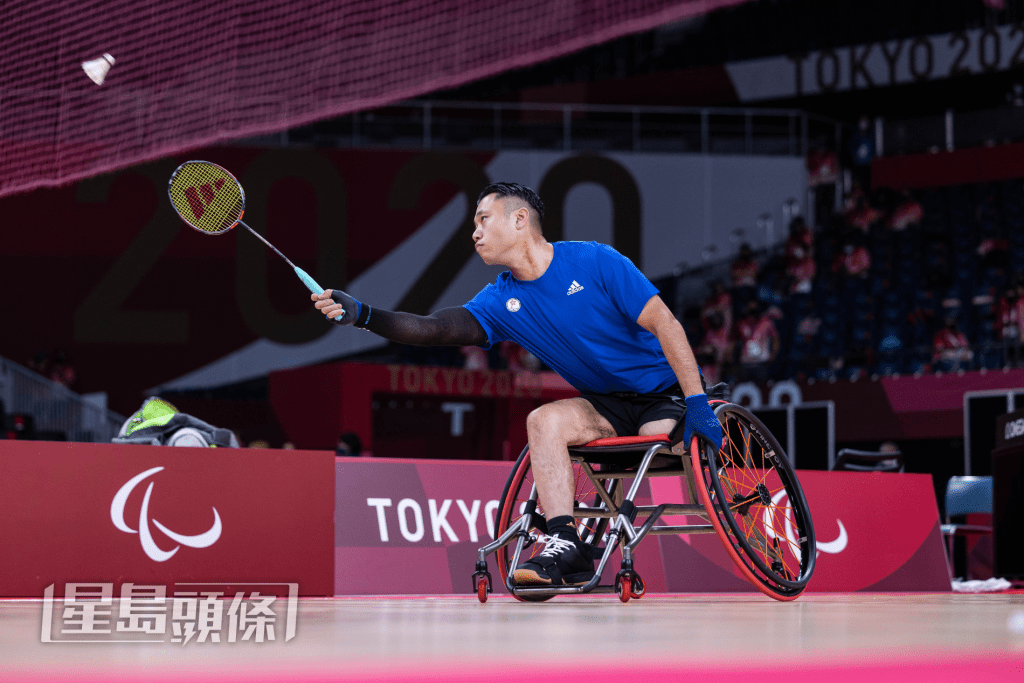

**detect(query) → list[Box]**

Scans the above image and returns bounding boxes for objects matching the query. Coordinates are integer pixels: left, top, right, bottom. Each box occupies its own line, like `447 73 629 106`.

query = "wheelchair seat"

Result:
568 434 674 468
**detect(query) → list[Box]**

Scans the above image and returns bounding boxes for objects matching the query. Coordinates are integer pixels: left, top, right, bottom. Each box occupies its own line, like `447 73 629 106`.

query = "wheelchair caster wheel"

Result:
617 575 631 603
629 574 646 599
472 568 492 604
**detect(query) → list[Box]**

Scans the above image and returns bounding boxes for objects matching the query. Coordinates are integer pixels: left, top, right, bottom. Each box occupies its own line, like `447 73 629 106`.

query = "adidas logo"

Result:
184 178 226 220
567 280 584 295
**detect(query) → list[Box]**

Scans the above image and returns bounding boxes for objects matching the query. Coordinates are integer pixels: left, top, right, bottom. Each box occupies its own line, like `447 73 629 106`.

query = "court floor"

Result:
2 593 1023 682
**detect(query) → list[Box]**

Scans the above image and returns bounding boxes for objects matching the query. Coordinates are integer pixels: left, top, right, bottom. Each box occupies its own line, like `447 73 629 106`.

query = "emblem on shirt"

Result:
506 298 521 313
567 280 584 295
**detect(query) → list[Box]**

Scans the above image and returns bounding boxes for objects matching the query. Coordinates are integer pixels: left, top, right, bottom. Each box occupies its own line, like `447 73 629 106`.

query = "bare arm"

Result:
313 289 488 347
636 295 704 397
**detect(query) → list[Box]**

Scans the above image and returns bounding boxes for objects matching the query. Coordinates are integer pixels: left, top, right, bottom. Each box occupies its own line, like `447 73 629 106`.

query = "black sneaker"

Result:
513 534 596 586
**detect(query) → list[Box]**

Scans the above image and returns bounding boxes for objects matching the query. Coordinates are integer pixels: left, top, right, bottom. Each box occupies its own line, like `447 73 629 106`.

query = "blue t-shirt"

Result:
463 241 677 394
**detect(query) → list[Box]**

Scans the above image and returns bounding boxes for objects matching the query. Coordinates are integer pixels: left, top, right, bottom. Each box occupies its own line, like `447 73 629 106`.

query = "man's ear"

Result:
513 206 530 230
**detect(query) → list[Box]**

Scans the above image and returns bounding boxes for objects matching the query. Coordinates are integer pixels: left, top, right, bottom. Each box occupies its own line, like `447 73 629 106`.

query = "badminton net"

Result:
0 0 750 198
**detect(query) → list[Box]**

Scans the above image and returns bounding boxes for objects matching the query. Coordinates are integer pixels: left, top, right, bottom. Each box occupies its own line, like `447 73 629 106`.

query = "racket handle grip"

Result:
295 267 347 320
294 267 325 295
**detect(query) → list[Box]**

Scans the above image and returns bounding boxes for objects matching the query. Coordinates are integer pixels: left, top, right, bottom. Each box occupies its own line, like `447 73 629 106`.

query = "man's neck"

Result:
508 239 554 281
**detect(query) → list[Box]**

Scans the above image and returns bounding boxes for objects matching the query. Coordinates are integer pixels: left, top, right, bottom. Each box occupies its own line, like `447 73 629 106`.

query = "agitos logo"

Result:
183 179 226 220
767 490 847 561
110 467 222 562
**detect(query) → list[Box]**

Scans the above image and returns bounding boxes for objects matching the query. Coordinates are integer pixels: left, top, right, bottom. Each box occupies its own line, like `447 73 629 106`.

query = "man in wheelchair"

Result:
313 182 723 587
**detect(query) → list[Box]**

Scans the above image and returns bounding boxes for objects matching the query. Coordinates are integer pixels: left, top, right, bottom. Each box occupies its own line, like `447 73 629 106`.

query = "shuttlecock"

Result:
81 53 115 86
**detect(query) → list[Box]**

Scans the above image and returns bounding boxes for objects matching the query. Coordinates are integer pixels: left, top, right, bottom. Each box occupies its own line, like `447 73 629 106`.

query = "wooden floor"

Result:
2 593 1023 681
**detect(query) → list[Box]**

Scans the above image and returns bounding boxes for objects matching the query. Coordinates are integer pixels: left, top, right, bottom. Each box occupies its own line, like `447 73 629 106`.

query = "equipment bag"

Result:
112 396 238 448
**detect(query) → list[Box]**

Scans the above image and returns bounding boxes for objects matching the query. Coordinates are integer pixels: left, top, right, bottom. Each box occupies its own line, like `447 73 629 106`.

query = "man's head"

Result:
473 182 545 265
477 183 544 228
336 432 362 457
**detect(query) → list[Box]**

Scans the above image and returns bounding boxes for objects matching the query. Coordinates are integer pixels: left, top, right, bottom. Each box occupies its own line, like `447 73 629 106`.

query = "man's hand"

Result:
312 289 360 326
683 393 724 450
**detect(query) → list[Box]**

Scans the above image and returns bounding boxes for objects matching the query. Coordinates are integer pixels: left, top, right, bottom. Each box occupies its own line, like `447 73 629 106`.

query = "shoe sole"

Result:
513 568 596 586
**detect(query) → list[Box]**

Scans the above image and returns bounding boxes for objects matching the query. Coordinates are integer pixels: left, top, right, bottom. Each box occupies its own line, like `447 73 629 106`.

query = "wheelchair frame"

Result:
472 401 816 603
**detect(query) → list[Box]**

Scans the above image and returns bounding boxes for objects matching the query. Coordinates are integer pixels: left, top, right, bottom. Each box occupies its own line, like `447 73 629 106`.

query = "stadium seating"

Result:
718 179 1024 382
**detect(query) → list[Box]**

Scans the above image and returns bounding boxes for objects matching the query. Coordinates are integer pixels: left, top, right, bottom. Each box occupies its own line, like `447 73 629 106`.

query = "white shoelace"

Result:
538 536 576 558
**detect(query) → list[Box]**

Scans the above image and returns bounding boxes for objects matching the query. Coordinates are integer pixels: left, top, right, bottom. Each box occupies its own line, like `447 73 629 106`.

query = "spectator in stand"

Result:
998 287 1024 368
784 217 814 261
696 312 732 386
833 240 871 279
846 194 883 234
785 246 816 296
887 189 924 231
49 349 76 388
730 243 759 308
842 183 865 214
932 318 974 371
978 236 1010 270
736 301 779 384
700 281 733 333
336 432 367 457
806 148 839 188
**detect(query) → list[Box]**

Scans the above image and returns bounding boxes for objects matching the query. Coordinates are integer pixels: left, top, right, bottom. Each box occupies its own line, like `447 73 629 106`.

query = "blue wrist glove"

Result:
683 393 723 450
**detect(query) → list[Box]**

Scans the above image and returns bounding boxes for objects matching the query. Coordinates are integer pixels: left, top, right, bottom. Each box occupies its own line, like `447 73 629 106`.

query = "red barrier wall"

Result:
0 441 950 598
873 142 1024 189
334 458 951 595
0 442 335 597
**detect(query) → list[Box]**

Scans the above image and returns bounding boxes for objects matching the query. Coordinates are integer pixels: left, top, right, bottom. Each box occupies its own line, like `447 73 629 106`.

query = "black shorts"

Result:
581 379 705 438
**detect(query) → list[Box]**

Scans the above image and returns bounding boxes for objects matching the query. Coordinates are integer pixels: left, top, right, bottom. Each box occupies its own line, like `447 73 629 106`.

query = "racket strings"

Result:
168 162 245 235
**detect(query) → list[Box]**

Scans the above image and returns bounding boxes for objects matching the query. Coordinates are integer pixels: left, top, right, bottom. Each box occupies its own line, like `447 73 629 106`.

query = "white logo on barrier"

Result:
367 497 500 543
111 467 222 562
766 490 847 562
1005 418 1024 441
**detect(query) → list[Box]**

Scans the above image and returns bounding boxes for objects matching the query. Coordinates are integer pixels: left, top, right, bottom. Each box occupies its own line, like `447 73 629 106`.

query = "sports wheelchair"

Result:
472 398 816 602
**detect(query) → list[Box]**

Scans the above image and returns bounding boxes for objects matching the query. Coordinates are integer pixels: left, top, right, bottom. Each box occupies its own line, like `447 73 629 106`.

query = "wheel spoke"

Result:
769 505 804 559
761 504 801 576
723 451 758 491
725 424 759 489
754 465 777 489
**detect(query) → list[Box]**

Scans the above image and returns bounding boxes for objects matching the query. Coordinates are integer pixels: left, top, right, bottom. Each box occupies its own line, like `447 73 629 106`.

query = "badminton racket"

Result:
167 160 342 314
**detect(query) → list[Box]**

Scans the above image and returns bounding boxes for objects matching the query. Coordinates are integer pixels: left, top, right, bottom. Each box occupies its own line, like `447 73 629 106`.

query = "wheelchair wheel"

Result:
691 403 816 601
494 447 613 602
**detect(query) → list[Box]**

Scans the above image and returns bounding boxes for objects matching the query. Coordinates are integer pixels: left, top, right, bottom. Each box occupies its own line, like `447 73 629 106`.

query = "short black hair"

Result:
478 182 545 227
